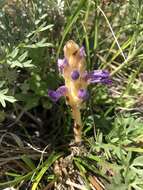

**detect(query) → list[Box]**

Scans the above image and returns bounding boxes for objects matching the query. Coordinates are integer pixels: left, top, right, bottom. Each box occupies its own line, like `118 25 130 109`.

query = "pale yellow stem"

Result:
72 106 82 143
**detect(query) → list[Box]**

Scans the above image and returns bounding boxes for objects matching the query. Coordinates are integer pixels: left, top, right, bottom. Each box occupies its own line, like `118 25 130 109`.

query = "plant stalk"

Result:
72 106 82 143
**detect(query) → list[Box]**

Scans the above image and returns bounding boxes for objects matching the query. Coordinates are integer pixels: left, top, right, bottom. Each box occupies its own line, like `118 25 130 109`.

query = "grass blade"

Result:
56 0 86 57
32 152 62 190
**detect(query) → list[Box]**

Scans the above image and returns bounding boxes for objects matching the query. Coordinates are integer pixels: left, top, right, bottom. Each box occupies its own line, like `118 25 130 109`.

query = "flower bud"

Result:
71 70 80 80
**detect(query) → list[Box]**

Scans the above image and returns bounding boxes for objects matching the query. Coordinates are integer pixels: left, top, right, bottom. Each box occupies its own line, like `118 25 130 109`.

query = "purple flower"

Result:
48 90 61 102
87 70 109 78
56 85 67 95
86 70 111 84
101 78 112 84
78 89 89 100
57 58 68 73
71 70 80 80
79 46 86 57
48 86 67 102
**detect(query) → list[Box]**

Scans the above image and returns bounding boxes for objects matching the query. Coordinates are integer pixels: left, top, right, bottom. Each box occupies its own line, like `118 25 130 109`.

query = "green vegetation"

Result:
0 0 143 189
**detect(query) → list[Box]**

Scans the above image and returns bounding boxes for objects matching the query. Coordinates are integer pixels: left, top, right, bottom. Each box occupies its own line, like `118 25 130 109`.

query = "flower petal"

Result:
86 70 111 84
101 78 112 84
78 89 89 100
48 90 61 102
79 46 86 57
48 86 68 102
87 70 109 78
57 58 68 73
56 85 68 96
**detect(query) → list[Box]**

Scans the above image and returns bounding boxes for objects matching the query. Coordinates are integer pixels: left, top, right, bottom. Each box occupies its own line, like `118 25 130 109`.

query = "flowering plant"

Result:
48 40 111 142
